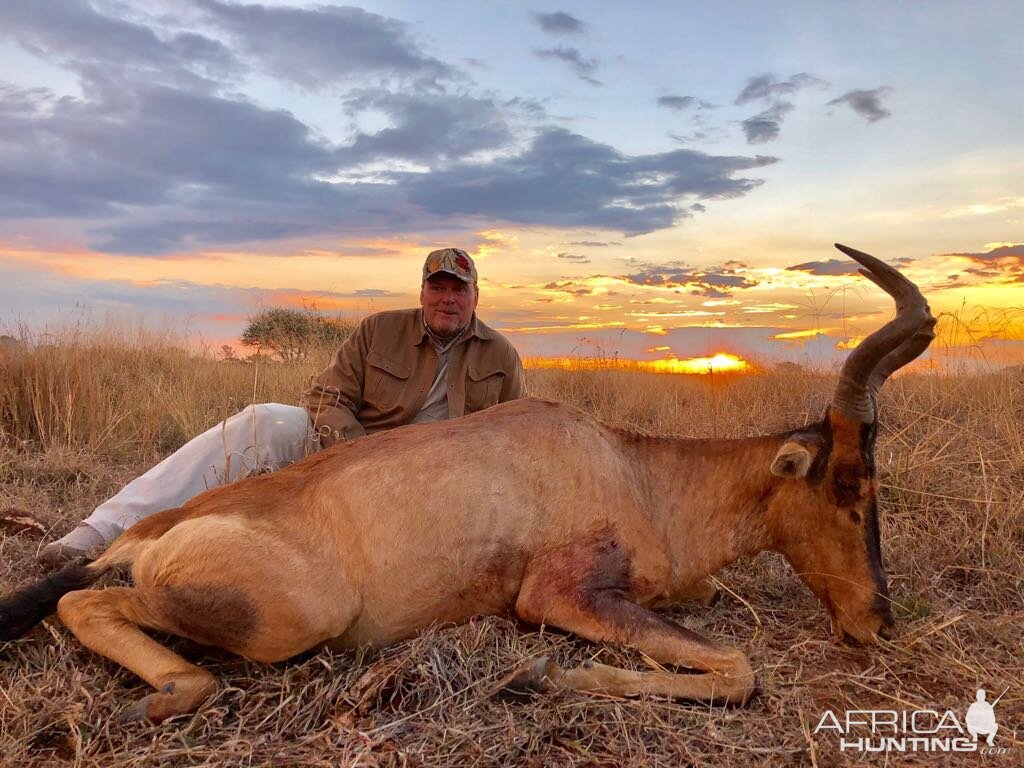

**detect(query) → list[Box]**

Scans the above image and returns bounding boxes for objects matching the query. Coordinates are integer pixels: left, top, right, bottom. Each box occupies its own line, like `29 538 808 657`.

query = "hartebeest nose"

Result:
838 609 894 645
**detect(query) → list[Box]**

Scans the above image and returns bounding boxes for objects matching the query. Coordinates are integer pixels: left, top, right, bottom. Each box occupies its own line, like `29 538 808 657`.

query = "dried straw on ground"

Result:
1 336 1022 767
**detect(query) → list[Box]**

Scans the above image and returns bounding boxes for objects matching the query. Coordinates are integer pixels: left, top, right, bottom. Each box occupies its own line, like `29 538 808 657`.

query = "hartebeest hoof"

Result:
496 656 563 695
117 676 218 725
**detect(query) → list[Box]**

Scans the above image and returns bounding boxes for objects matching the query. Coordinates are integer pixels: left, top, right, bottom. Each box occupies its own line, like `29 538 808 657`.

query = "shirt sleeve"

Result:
301 318 372 446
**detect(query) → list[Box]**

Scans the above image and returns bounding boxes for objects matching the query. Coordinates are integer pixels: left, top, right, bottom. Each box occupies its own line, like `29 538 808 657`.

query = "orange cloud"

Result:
772 329 828 341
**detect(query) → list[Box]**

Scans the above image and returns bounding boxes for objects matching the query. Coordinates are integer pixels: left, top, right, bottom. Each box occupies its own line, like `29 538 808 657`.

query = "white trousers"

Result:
83 403 321 542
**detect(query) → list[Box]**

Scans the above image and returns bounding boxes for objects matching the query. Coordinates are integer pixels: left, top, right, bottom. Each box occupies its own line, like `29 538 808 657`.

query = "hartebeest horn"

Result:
831 243 934 423
864 309 937 415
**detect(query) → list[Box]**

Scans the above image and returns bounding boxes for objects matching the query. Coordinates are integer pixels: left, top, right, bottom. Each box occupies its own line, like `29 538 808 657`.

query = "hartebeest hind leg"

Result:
55 521 361 722
57 587 219 723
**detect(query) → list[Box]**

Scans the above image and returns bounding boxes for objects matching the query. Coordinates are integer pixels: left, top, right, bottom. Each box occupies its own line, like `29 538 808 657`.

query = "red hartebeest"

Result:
0 245 934 724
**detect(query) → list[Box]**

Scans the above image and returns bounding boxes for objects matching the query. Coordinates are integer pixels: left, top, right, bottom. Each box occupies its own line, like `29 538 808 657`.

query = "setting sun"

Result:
650 353 751 375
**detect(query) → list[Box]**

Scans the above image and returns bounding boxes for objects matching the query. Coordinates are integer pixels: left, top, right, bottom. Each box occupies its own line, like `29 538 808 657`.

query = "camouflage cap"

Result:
422 248 477 284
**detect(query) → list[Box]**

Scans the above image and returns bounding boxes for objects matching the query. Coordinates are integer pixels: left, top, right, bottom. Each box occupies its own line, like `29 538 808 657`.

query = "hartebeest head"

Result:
764 244 935 643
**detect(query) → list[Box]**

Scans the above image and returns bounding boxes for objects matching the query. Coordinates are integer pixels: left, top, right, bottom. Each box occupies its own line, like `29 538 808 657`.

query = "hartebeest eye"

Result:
770 441 812 478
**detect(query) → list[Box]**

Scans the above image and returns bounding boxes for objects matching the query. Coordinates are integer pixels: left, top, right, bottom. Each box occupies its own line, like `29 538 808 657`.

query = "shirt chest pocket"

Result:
366 350 412 410
465 364 505 413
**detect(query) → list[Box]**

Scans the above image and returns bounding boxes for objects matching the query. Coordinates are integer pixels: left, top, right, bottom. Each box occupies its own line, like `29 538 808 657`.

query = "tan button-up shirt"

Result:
302 309 525 446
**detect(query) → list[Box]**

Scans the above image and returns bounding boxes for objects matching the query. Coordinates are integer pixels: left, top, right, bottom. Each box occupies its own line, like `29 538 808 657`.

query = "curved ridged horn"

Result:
831 243 934 423
864 309 937 416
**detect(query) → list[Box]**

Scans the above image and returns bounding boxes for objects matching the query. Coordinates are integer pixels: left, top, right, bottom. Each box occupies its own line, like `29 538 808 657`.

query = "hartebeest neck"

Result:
623 432 788 590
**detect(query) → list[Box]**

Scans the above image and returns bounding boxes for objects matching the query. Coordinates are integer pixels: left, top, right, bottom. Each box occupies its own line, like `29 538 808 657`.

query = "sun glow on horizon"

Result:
524 352 752 376
653 353 751 374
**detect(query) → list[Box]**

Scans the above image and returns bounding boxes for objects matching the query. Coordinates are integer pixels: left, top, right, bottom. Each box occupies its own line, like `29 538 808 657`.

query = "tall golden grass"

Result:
0 327 1021 766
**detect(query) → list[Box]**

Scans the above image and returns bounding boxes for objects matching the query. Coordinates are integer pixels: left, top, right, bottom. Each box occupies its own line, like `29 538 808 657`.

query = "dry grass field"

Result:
0 331 1021 767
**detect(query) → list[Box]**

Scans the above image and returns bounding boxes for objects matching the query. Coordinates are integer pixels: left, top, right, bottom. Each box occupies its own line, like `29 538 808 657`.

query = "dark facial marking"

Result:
863 498 891 623
857 418 889 621
829 458 865 507
859 421 878 474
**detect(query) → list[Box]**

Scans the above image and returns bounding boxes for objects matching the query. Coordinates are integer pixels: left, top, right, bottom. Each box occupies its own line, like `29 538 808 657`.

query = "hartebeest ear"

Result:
771 441 813 478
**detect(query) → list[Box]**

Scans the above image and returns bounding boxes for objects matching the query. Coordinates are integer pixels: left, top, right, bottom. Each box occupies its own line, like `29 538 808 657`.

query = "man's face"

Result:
420 273 478 339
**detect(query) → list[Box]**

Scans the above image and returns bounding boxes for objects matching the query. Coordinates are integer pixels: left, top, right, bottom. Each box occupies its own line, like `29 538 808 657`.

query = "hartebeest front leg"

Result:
513 550 755 704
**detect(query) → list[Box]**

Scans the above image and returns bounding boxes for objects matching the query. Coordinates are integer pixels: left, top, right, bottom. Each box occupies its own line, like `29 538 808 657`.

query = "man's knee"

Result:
228 403 306 435
246 404 315 459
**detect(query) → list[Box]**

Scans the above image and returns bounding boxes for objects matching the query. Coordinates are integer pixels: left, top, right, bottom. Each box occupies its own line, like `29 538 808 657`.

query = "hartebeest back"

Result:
0 244 935 724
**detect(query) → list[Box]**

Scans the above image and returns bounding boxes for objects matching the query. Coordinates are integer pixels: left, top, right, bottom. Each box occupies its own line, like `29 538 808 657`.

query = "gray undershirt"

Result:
411 324 467 424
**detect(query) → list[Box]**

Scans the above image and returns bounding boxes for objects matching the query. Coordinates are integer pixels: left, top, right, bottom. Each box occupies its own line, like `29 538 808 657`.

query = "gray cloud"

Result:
194 0 454 90
339 89 513 165
657 95 694 111
544 280 594 296
556 252 591 263
735 73 828 144
0 0 238 88
569 240 622 247
736 73 828 105
502 96 548 119
533 46 602 86
948 244 1024 283
741 101 795 144
827 87 893 123
658 95 716 112
0 2 778 253
951 244 1024 261
0 75 379 250
533 11 588 35
399 128 777 236
622 263 761 298
786 258 863 276
0 77 777 251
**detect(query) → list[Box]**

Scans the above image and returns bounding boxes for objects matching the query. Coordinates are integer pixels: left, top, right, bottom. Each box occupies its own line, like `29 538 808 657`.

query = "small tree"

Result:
241 307 355 362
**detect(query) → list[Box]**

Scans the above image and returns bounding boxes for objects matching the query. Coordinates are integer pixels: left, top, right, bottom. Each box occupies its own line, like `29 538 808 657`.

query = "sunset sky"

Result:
1 1 1022 369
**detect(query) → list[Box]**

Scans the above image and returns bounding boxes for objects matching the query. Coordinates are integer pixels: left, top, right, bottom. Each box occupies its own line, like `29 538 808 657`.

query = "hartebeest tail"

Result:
1 504 190 641
0 562 106 641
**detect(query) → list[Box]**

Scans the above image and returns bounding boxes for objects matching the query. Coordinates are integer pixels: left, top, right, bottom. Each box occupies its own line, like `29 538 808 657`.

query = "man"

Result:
966 689 1000 746
39 248 525 567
